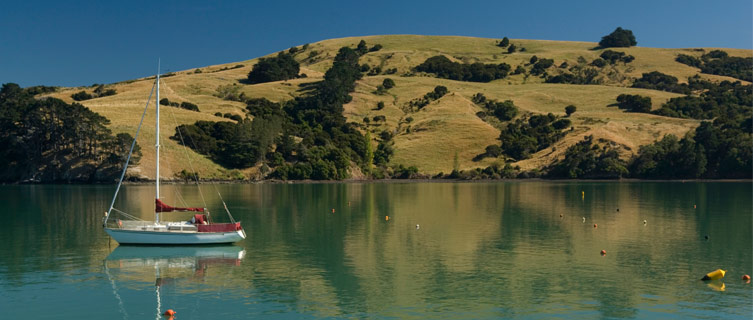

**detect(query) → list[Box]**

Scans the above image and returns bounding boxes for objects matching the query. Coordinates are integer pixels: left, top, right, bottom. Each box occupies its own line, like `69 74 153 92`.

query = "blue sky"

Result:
1 0 751 87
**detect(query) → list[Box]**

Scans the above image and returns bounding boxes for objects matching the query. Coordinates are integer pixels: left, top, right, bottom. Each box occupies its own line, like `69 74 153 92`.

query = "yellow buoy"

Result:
701 269 726 281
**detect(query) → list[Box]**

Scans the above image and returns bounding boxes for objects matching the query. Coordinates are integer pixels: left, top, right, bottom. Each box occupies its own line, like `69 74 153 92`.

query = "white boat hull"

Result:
105 228 245 245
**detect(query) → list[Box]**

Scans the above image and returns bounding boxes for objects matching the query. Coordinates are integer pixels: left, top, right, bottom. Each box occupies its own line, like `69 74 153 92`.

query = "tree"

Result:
616 94 652 113
356 40 368 55
382 78 395 89
599 27 637 48
499 37 509 47
565 105 577 117
247 52 300 84
529 56 538 64
507 44 517 54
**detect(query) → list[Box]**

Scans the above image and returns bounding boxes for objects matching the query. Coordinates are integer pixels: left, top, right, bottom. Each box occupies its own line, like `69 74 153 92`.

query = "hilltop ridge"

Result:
42 35 752 180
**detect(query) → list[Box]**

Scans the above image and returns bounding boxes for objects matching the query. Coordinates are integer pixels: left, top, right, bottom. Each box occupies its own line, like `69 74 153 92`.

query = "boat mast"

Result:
155 60 161 223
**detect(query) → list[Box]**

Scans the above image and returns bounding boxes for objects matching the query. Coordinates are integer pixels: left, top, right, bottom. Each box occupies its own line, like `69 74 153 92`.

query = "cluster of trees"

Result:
550 78 751 179
599 50 635 65
676 50 752 82
374 78 395 95
472 93 518 122
599 27 637 48
71 84 117 101
415 55 511 82
530 57 554 76
0 83 139 182
653 80 751 119
632 71 691 94
159 98 200 112
497 113 571 160
547 136 627 179
177 43 379 180
246 52 300 84
551 117 751 179
616 94 652 113
408 86 449 110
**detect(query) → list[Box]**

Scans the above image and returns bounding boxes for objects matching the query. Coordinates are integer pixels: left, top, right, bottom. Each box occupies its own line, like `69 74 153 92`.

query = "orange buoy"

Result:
385 216 389 221
332 208 335 213
694 204 697 209
600 250 606 255
743 274 751 281
163 309 176 316
593 223 597 228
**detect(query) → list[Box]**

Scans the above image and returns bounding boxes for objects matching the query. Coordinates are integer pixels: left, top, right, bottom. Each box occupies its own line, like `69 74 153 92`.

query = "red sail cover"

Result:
155 199 205 213
198 222 242 233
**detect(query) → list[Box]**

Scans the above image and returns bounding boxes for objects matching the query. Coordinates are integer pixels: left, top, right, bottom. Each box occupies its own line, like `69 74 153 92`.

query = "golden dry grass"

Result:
45 35 751 178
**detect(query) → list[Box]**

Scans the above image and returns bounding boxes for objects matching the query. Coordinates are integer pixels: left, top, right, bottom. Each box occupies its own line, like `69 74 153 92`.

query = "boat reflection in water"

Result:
104 245 245 319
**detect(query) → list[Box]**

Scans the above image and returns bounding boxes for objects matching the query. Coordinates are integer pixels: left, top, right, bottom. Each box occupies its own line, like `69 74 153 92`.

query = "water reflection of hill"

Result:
230 182 750 318
0 183 749 318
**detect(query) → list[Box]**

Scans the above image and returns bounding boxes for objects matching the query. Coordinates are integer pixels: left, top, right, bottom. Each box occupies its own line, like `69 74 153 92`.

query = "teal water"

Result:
0 182 750 319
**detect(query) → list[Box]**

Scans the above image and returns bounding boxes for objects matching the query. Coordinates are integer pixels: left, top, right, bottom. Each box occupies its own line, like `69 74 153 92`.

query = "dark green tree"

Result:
498 37 509 47
599 27 637 48
247 52 300 84
616 94 652 113
565 105 577 117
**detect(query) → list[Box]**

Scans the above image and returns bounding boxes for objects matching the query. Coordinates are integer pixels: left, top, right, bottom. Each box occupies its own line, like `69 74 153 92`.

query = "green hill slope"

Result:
45 35 752 180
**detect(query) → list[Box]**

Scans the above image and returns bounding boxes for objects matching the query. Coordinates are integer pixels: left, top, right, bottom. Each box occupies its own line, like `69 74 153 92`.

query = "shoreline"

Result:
7 178 751 185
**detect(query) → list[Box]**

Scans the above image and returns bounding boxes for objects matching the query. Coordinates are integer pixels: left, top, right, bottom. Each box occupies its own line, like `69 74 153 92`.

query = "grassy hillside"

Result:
44 35 752 179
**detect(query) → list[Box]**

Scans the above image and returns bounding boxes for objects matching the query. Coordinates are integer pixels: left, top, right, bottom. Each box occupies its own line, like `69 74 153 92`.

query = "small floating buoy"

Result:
743 274 750 281
559 214 563 218
582 217 586 223
701 269 726 281
643 220 647 225
694 204 697 209
385 216 389 221
332 208 335 213
600 250 606 255
163 309 176 316
593 223 597 228
616 208 620 212
582 191 585 200
704 235 709 240
416 224 420 230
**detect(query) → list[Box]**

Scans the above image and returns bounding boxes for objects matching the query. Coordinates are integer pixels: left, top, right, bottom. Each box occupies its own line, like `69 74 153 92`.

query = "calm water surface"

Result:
0 182 750 319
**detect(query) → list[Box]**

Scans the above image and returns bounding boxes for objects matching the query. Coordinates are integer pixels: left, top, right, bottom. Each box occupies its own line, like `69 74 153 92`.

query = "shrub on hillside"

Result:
179 101 200 112
71 91 93 101
676 54 702 68
600 50 635 64
415 55 511 82
616 94 651 113
382 78 395 89
631 71 690 94
565 105 577 117
498 37 509 48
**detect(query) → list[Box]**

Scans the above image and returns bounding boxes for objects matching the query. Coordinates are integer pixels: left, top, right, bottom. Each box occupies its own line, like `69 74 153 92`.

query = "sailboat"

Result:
103 63 246 245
